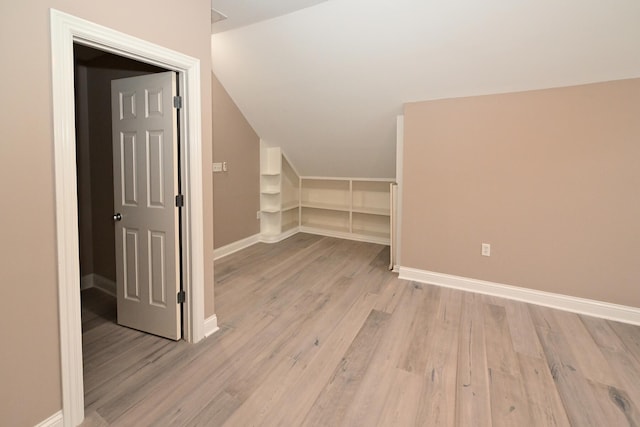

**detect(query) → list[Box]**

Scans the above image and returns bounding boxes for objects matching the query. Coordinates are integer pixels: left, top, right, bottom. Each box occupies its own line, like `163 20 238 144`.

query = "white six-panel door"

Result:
111 71 181 340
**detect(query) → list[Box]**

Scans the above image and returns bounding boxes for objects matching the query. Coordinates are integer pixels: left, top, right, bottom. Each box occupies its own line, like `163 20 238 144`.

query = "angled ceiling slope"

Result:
212 0 640 178
211 0 328 34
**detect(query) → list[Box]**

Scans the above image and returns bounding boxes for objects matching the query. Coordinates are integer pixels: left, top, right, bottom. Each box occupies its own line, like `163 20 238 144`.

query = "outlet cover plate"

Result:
481 243 491 257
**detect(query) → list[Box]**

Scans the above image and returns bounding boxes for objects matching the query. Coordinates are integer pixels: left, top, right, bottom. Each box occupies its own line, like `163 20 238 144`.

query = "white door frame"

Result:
50 9 205 426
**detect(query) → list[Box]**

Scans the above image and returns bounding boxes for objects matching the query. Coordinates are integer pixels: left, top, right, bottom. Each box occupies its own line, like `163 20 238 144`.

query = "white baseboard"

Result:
260 227 300 244
214 233 261 260
399 267 640 326
299 226 390 245
80 273 116 296
80 274 93 291
218 227 389 254
204 314 219 337
36 410 63 427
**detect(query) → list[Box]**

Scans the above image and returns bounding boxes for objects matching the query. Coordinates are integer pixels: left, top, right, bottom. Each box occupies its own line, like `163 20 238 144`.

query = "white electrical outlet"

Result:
481 243 491 257
222 161 228 172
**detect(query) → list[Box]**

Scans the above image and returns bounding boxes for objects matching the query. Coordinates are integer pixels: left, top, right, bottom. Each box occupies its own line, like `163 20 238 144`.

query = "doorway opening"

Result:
73 44 184 413
51 9 207 425
74 43 168 301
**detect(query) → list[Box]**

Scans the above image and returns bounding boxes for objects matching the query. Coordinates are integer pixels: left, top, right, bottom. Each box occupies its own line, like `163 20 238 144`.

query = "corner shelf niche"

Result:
260 143 300 241
259 143 394 245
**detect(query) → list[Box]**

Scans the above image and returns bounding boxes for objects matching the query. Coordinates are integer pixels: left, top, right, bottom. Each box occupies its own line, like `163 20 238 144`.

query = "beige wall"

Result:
212 72 260 248
0 1 213 425
402 78 640 308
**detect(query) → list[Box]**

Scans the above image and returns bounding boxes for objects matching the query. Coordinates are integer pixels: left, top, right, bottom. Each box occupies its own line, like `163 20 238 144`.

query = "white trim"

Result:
80 274 116 296
80 275 92 291
204 314 220 337
93 274 116 297
261 227 300 244
395 115 404 268
399 267 640 326
230 226 389 247
299 226 390 246
300 176 396 182
36 411 63 427
213 233 261 260
281 151 301 178
51 9 208 427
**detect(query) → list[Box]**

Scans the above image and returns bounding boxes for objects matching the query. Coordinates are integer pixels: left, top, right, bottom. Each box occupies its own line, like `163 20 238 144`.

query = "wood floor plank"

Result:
340 281 422 426
188 391 242 427
517 353 571 427
79 234 640 427
553 310 621 387
177 245 388 426
484 303 533 426
259 292 379 427
582 319 640 425
581 315 628 352
530 305 619 427
504 299 544 359
301 309 391 427
413 287 463 426
375 368 423 427
456 292 492 427
373 276 407 314
114 290 328 424
590 380 640 427
608 320 640 365
397 284 441 375
200 280 363 425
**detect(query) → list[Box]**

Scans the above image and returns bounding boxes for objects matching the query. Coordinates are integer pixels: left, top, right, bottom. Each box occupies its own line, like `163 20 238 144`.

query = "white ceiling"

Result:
211 0 328 34
212 0 640 178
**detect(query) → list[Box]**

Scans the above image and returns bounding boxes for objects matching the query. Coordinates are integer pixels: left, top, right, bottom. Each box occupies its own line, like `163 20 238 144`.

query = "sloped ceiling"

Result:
211 0 328 34
211 0 640 178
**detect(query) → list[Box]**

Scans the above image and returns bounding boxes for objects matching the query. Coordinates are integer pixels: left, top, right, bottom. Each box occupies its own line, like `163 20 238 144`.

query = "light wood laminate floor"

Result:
81 233 640 426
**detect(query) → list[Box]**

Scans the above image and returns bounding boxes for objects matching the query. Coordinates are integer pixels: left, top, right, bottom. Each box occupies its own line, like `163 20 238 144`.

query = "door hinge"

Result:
173 95 183 109
175 194 184 207
177 290 186 304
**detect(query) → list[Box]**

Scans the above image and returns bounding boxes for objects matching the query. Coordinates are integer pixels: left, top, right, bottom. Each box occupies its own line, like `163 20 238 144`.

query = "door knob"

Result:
113 213 122 221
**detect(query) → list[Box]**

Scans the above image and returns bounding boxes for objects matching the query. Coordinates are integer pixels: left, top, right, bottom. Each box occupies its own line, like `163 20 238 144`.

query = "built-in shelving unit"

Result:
260 142 300 242
281 156 300 233
260 142 394 245
299 177 393 245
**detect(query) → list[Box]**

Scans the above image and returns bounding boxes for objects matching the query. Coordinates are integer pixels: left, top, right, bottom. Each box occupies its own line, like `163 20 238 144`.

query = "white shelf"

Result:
261 174 280 194
299 177 393 244
282 208 299 232
352 212 390 239
261 208 280 214
301 179 350 209
259 142 300 238
260 146 281 175
351 206 390 216
352 228 390 239
301 223 351 234
300 202 350 212
260 211 281 236
260 142 393 245
301 207 350 232
352 180 391 215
